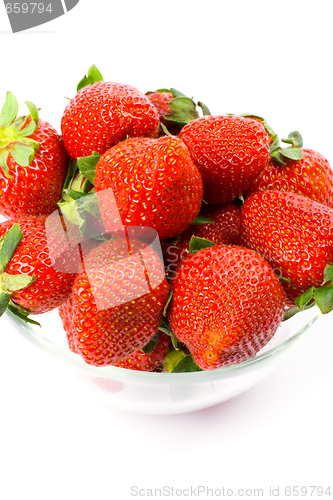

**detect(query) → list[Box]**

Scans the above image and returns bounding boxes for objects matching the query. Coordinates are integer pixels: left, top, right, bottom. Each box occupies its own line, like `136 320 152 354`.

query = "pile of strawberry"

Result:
1 65 333 373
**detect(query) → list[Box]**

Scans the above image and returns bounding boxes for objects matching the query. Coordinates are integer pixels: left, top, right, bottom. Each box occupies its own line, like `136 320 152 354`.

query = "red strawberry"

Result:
179 115 271 204
163 202 241 274
94 136 203 240
114 331 171 371
61 69 159 160
168 244 286 370
0 92 69 219
59 237 170 366
240 191 333 304
146 91 183 136
245 149 333 208
0 217 77 317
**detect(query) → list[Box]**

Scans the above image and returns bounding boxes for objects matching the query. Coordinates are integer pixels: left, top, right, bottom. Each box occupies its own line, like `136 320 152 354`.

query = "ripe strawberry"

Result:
245 149 333 208
163 202 241 274
115 330 171 371
168 245 286 370
0 92 69 219
240 191 333 304
146 91 183 136
61 72 159 160
94 136 203 240
59 237 170 366
0 217 77 317
179 115 271 204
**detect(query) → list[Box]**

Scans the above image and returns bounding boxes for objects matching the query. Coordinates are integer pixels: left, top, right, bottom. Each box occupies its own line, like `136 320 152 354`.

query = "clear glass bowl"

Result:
7 306 321 415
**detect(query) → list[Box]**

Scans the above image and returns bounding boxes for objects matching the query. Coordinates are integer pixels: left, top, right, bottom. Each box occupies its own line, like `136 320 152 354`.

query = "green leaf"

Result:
0 150 10 178
172 355 203 373
164 97 199 125
281 131 303 148
189 236 216 254
295 287 315 310
63 188 88 201
270 147 286 166
163 349 187 373
0 92 18 129
0 291 11 317
323 264 333 284
163 286 173 316
169 88 186 98
197 101 211 116
191 216 215 225
280 147 303 161
77 65 104 92
15 101 40 138
163 235 180 246
283 300 315 321
160 122 173 136
58 199 85 229
1 273 35 292
142 331 160 354
0 223 23 273
8 143 35 167
7 302 41 327
77 152 101 185
154 88 171 93
314 283 333 314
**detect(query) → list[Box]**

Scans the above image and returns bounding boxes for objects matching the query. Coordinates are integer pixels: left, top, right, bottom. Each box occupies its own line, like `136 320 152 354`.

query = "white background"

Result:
0 1 333 499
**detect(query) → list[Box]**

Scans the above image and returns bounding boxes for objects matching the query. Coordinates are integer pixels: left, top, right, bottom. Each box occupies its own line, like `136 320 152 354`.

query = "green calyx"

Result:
283 264 333 320
57 156 105 238
189 236 216 255
270 131 303 166
0 92 40 178
77 65 104 92
0 224 36 318
155 87 211 127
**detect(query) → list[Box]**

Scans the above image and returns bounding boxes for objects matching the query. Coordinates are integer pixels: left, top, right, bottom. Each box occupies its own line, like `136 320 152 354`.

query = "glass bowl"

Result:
6 305 322 415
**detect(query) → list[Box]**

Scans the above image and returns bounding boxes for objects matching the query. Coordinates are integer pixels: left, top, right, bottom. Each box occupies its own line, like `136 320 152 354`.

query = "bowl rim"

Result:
7 306 321 382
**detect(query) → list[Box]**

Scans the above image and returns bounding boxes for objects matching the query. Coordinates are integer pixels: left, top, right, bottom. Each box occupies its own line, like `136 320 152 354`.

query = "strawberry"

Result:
61 66 159 160
0 92 69 219
240 191 333 305
115 330 171 371
163 202 241 275
179 115 271 204
167 244 286 370
58 237 170 366
60 297 171 371
93 136 203 240
245 149 333 208
0 217 77 319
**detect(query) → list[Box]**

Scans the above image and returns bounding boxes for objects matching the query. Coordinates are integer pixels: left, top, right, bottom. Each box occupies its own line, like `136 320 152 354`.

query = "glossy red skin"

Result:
0 218 77 314
146 91 182 136
61 81 159 159
245 149 333 208
179 115 270 204
115 331 170 371
95 136 203 240
59 238 170 367
162 202 241 275
0 119 69 219
240 191 333 304
168 245 286 370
